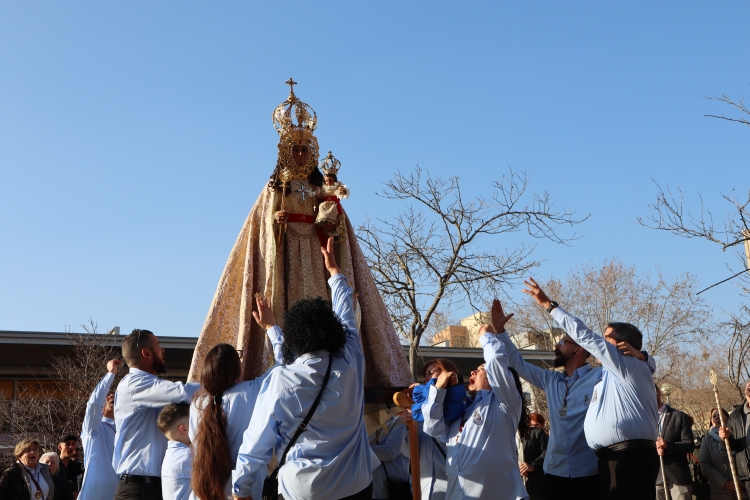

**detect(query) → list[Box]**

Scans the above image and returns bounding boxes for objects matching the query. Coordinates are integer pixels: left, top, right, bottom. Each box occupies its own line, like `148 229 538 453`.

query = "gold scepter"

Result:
710 370 742 500
277 168 291 245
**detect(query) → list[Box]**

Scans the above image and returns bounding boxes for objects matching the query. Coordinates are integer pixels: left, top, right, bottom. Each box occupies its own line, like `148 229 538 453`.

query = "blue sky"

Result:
1 2 748 337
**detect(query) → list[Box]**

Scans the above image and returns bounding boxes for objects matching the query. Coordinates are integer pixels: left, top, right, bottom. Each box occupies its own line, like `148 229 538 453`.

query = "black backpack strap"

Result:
269 353 333 478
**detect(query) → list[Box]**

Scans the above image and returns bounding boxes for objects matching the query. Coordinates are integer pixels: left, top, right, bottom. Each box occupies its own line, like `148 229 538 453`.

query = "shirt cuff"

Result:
327 273 347 286
550 306 568 322
267 325 283 342
428 384 446 404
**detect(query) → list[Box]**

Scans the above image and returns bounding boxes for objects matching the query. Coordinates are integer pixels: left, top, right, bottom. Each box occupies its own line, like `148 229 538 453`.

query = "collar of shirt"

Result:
294 349 329 364
167 441 189 450
128 367 156 378
658 404 667 415
744 403 750 415
563 363 592 383
102 416 115 425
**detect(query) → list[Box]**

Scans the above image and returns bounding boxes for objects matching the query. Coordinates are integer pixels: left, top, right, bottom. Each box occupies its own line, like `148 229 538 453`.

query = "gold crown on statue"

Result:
272 79 320 180
320 151 341 176
272 78 318 138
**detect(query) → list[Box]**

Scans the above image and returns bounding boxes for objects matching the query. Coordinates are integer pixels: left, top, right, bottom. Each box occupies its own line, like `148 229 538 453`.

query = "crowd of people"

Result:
1 240 749 500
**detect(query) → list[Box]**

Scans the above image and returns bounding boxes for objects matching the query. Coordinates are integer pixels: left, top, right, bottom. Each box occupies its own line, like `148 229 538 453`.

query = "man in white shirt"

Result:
113 329 199 500
79 359 121 500
370 414 411 500
232 237 377 500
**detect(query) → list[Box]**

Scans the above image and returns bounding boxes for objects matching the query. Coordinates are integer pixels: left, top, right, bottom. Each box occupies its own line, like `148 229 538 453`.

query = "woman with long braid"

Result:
189 297 283 500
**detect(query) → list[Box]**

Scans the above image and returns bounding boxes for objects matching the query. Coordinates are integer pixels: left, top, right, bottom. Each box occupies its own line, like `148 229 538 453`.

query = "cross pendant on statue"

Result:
295 183 312 202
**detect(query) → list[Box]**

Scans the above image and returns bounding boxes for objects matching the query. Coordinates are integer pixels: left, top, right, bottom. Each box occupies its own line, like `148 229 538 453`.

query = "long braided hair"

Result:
192 344 240 500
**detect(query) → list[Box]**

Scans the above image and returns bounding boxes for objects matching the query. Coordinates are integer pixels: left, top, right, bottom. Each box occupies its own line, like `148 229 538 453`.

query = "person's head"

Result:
604 322 642 350
422 358 460 384
122 328 166 375
553 334 591 369
468 363 490 392
157 403 190 445
280 297 347 364
324 173 338 186
192 344 240 500
654 383 663 407
529 413 545 429
710 407 729 428
14 438 41 468
58 434 78 460
743 379 750 407
103 392 115 419
40 453 59 476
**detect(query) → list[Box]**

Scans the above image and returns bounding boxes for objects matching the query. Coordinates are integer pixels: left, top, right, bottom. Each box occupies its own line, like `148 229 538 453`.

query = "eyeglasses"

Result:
556 338 577 347
236 350 244 361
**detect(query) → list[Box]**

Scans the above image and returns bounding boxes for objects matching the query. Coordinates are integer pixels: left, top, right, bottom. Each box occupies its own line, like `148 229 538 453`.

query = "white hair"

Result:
39 452 59 466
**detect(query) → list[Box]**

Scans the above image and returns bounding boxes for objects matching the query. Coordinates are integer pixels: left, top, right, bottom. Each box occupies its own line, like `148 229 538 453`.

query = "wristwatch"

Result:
546 301 559 313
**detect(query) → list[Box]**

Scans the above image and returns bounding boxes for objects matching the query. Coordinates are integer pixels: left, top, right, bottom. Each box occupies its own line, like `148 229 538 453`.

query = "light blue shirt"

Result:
113 368 199 477
370 415 410 499
423 333 528 500
79 372 119 500
188 325 284 500
232 273 377 500
415 421 447 500
550 307 658 450
161 441 192 500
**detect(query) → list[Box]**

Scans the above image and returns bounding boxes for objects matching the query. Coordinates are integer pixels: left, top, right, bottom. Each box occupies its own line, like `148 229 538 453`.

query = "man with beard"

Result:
112 330 199 500
491 298 656 500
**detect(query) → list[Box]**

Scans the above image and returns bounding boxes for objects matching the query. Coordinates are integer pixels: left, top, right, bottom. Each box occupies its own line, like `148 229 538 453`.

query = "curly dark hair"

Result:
280 296 347 364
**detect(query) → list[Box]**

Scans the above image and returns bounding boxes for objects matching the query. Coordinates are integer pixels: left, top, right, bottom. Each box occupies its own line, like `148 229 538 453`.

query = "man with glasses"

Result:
113 329 199 500
518 278 660 500
718 379 750 497
491 298 655 500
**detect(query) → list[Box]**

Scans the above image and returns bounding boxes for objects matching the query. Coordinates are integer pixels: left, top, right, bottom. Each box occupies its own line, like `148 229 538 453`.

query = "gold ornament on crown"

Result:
272 78 320 180
320 151 341 176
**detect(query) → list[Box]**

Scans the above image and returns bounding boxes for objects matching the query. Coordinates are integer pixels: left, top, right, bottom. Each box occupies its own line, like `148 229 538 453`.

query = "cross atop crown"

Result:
285 78 298 99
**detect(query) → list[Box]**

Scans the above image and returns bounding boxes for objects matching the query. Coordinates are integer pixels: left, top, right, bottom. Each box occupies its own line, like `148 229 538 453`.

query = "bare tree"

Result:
704 93 750 128
0 320 122 456
357 166 586 376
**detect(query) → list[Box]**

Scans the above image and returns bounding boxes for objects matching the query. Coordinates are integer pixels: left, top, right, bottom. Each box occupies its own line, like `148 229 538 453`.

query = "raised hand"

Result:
617 341 646 361
491 299 514 333
107 359 122 374
435 371 458 389
320 236 340 276
478 323 496 336
252 295 277 330
522 278 552 309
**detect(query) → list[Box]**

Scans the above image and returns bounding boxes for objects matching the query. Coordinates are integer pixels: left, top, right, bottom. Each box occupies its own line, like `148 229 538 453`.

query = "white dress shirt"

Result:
188 325 284 500
113 368 199 477
161 441 193 500
79 372 119 500
550 307 658 450
423 333 528 500
232 273 378 500
416 421 448 500
370 415 410 499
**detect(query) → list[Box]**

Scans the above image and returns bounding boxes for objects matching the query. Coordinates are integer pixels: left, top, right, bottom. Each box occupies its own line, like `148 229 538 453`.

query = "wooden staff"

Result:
657 425 670 500
393 390 421 500
710 370 742 500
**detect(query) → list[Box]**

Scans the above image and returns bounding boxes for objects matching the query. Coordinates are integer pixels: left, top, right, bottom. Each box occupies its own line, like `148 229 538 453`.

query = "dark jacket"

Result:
0 462 55 500
726 403 750 480
522 427 548 496
699 432 736 500
656 405 695 486
51 474 73 500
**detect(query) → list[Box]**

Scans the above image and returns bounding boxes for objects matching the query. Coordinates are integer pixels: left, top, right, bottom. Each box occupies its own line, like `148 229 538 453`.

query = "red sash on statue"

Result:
287 213 328 246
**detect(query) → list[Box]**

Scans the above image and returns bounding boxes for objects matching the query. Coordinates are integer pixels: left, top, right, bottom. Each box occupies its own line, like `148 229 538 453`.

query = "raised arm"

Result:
422 384 450 442
128 376 199 408
81 361 119 438
322 237 362 357
480 326 521 416
252 294 285 365
492 299 555 390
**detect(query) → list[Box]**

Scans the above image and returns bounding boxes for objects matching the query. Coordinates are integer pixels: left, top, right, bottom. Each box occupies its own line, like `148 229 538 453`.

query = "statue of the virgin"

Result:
188 80 413 387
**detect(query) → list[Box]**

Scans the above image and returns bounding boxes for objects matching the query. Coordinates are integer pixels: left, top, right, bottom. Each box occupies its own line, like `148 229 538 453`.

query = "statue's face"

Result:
324 175 336 186
291 144 309 167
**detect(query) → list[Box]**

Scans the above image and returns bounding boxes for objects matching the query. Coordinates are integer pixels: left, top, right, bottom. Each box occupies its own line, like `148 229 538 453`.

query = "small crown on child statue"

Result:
320 151 341 176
